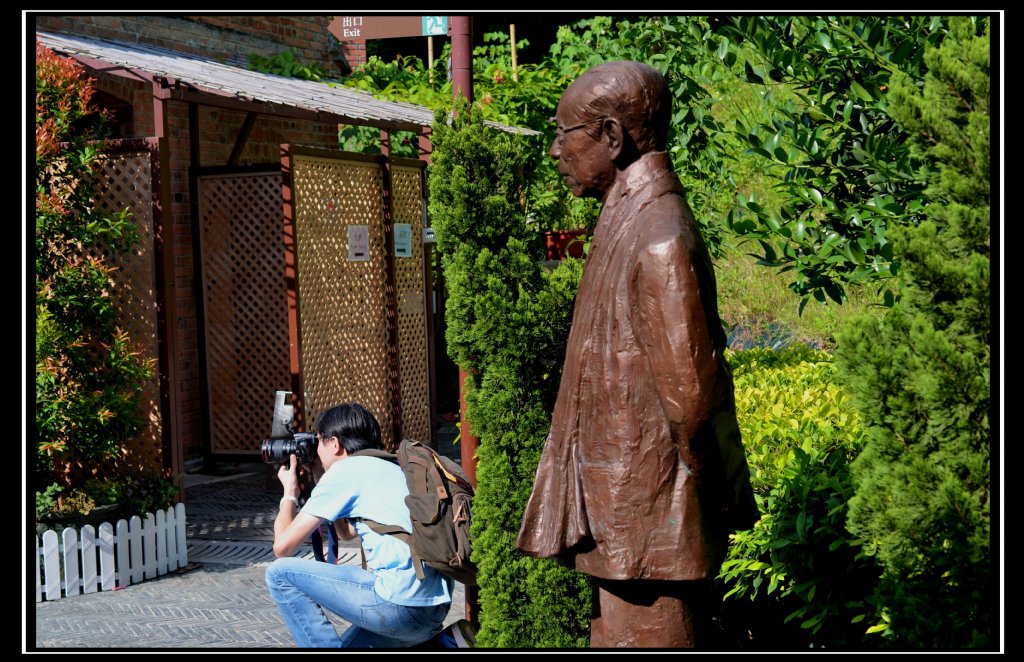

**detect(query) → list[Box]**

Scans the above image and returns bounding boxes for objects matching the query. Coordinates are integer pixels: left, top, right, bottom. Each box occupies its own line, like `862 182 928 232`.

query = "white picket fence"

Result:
35 503 188 602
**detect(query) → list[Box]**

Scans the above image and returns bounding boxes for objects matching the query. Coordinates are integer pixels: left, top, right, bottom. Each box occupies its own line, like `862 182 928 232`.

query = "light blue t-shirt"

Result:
301 455 452 606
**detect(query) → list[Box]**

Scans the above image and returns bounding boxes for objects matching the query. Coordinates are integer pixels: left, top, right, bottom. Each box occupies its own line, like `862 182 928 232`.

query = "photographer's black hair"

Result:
315 403 383 454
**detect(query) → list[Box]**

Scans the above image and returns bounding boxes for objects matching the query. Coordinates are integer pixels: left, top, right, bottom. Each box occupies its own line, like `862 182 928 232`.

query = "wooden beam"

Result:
280 144 308 432
379 134 404 447
149 84 185 497
64 53 155 84
153 84 426 133
152 79 169 140
188 102 200 169
226 112 257 166
150 136 184 501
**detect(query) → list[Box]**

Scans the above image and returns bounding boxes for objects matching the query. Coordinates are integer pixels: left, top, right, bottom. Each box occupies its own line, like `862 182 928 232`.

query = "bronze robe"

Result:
517 152 758 581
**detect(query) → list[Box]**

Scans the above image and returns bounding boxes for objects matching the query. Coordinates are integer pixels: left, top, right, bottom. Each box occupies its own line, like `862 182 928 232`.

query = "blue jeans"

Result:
265 557 450 648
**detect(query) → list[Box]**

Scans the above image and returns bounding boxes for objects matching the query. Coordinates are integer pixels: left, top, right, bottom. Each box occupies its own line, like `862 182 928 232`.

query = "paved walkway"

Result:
33 463 467 649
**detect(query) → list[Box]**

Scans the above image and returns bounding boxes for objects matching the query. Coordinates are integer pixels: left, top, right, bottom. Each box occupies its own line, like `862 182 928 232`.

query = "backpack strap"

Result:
349 448 398 462
404 446 449 504
356 517 425 581
346 449 420 572
403 440 474 493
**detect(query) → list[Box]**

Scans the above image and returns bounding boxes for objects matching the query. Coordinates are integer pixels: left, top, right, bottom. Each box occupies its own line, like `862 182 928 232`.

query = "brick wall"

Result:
35 15 343 74
38 18 346 465
341 40 367 69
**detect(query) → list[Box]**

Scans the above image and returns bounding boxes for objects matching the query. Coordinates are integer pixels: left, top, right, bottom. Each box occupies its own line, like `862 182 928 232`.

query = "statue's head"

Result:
550 61 672 200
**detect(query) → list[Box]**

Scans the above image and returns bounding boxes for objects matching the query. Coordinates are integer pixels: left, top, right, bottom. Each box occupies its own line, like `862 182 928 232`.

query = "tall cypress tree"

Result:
835 17 991 649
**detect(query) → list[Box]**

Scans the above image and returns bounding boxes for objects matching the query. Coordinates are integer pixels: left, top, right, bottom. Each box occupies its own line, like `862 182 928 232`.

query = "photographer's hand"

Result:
272 453 321 558
278 454 300 499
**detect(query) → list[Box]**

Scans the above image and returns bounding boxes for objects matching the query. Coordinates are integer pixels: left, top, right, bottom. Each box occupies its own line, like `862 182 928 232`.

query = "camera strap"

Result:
311 520 340 564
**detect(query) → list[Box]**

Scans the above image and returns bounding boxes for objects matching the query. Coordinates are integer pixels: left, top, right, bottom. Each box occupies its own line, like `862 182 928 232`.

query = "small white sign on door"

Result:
348 225 370 261
394 223 413 257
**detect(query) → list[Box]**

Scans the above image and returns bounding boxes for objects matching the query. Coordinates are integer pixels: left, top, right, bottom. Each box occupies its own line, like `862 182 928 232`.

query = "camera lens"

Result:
261 433 316 465
261 437 295 464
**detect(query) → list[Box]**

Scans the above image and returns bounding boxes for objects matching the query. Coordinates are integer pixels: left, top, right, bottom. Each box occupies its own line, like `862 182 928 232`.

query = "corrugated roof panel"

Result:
36 31 538 136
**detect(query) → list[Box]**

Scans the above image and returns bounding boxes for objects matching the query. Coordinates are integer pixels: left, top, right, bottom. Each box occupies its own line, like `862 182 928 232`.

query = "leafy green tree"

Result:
428 101 591 647
35 44 153 494
716 16 949 308
835 17 991 649
541 16 731 251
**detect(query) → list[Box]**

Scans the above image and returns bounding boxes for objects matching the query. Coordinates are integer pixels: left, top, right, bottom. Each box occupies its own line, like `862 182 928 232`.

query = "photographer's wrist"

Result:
280 495 300 508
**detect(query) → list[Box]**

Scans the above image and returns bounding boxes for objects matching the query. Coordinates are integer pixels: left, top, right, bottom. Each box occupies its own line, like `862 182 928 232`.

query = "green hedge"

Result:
718 346 883 649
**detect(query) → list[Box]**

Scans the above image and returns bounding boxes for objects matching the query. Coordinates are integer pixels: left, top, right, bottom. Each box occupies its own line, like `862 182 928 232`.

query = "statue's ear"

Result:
601 117 624 160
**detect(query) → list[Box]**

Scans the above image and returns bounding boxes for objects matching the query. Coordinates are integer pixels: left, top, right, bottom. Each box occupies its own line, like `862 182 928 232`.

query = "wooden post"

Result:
510 24 518 82
280 144 306 432
380 130 404 447
450 15 480 624
450 16 473 104
419 128 438 448
428 36 435 84
449 15 478 489
151 81 184 502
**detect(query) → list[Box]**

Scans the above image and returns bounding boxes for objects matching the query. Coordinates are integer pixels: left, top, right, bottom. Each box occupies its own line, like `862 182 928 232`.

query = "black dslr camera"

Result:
260 431 317 467
261 390 317 466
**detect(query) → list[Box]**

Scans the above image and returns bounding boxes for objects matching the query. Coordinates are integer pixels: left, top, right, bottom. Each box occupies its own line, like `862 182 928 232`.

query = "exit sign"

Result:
329 15 449 40
421 16 447 36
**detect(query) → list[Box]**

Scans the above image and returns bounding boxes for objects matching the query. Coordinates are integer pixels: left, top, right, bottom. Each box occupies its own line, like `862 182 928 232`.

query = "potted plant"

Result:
35 472 180 535
35 481 120 534
542 229 587 260
536 191 599 261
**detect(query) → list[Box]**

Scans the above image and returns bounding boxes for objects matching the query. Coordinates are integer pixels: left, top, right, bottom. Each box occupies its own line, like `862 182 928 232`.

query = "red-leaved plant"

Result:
35 43 155 512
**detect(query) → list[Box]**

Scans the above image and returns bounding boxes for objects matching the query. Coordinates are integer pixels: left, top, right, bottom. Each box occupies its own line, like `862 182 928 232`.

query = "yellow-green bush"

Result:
718 346 883 649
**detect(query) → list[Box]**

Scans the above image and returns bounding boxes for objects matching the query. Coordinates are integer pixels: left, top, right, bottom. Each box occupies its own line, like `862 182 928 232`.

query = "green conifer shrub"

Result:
428 101 591 647
836 17 992 649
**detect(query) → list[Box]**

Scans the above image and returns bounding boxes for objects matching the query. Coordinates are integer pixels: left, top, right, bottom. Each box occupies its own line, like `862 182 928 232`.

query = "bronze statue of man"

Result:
516 61 759 648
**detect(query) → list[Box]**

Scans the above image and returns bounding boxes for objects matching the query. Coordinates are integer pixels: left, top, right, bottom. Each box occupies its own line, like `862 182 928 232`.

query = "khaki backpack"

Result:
352 439 476 586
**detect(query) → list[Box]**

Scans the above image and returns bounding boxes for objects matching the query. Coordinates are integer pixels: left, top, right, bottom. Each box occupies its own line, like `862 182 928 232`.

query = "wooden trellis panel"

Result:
92 149 163 474
390 163 431 444
197 171 291 454
290 153 394 447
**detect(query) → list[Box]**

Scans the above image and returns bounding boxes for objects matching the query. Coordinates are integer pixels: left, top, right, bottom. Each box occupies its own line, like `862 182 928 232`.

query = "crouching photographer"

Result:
265 403 452 648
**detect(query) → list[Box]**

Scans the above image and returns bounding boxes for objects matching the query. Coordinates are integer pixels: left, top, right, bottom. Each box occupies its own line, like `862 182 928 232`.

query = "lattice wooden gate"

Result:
195 167 292 456
194 153 432 455
282 146 431 450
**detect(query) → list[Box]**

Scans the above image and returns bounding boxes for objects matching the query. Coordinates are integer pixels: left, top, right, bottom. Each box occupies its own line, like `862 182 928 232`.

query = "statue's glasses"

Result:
551 117 607 148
